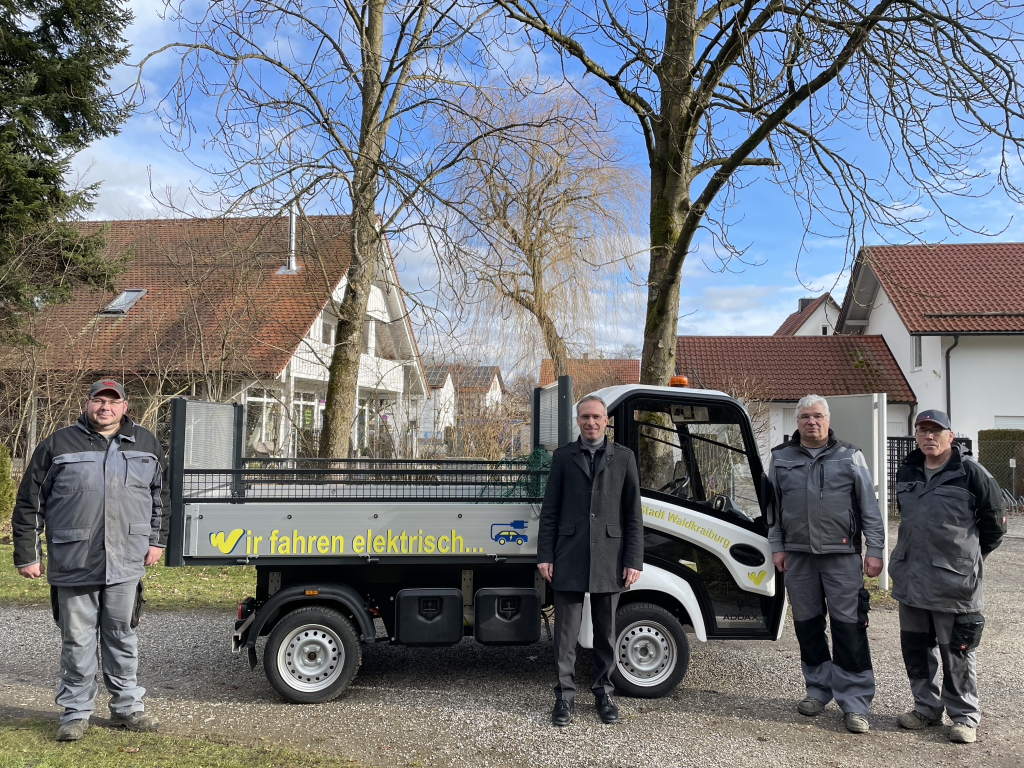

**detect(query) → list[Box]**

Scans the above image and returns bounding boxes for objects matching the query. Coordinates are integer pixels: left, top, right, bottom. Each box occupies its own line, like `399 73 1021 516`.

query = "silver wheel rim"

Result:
276 623 344 692
616 619 677 687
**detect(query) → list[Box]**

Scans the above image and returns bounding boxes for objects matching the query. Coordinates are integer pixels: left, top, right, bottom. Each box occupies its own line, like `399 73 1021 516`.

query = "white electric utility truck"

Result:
164 378 786 703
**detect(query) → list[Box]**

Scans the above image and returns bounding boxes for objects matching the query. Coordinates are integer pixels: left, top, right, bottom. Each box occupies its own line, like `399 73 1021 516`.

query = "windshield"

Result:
631 397 762 524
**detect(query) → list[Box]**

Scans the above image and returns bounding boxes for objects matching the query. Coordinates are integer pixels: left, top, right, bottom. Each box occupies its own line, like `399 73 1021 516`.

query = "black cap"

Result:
88 379 126 400
915 409 951 430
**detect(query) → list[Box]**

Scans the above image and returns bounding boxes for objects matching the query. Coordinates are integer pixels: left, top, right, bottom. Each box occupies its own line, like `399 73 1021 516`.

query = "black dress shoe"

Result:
551 699 574 726
596 694 619 724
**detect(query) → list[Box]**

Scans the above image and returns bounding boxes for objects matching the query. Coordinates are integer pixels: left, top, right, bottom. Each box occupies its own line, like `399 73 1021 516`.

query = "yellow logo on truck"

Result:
748 570 767 586
210 529 245 554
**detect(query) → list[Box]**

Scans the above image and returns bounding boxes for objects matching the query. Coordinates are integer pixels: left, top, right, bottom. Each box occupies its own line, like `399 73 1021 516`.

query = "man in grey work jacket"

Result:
892 410 1005 744
12 380 168 741
769 394 884 734
537 394 644 727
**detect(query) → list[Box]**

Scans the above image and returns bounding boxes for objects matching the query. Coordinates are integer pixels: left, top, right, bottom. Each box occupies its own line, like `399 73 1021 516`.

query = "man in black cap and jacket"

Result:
12 380 168 741
891 410 1005 744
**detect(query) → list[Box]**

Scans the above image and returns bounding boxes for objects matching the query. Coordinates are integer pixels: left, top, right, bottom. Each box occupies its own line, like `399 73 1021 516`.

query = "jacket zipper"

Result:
819 462 824 499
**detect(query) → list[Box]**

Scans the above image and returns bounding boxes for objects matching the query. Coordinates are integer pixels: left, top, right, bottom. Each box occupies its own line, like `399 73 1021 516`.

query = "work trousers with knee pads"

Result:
899 603 980 727
785 552 874 714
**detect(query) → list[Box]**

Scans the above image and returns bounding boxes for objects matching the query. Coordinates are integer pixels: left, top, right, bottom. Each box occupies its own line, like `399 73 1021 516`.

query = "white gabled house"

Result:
836 243 1024 448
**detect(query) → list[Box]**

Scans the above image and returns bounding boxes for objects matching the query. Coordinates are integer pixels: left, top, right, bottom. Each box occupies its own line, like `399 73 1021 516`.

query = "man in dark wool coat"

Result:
537 393 644 726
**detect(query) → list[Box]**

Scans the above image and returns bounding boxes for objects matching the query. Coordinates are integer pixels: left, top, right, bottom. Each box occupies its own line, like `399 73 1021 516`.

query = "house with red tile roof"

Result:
675 335 915 461
835 243 1024 448
537 358 640 395
2 215 426 459
774 293 841 336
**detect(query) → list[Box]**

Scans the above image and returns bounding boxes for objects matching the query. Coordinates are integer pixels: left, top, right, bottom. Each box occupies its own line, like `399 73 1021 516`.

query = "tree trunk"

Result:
318 0 385 459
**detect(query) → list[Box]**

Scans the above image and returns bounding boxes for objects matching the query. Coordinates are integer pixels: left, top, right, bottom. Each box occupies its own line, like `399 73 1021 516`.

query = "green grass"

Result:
0 545 255 611
0 717 362 768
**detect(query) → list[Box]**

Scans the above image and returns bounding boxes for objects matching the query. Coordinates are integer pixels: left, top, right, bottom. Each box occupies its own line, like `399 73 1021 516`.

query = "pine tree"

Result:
0 0 133 342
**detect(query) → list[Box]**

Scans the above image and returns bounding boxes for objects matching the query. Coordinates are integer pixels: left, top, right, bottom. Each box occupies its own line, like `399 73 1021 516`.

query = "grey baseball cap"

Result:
88 379 126 400
915 409 951 430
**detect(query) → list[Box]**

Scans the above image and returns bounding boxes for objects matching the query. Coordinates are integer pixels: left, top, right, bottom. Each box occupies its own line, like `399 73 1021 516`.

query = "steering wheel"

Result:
657 475 691 495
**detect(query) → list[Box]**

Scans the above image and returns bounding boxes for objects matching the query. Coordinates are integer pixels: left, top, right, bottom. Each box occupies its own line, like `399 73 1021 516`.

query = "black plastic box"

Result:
474 588 541 646
394 588 465 646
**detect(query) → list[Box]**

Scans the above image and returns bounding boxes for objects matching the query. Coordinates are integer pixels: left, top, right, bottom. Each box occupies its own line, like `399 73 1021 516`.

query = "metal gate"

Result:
887 435 973 511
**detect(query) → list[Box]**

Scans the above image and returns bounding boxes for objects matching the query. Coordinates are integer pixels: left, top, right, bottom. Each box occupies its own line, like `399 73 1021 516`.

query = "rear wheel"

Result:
611 602 689 698
264 605 361 703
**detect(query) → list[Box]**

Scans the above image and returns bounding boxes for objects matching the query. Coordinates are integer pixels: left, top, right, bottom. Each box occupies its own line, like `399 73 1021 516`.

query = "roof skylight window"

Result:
101 289 147 315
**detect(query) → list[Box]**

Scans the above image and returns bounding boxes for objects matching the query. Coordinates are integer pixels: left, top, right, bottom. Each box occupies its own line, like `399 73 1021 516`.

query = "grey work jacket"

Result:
768 429 884 559
12 414 169 586
890 444 1006 613
536 438 644 593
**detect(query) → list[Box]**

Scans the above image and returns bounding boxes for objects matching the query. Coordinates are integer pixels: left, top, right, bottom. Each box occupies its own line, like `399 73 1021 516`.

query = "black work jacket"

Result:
536 438 644 593
890 444 1006 612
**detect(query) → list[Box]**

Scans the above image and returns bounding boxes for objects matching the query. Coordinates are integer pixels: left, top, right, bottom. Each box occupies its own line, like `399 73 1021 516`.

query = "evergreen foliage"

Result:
0 443 14 526
0 0 133 342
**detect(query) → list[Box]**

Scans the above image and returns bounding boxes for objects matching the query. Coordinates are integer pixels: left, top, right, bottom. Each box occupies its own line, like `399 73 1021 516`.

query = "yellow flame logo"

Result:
747 570 767 586
210 529 245 554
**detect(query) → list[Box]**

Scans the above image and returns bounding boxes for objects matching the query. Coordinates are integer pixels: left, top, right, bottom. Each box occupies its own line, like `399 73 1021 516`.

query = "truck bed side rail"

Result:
183 461 548 503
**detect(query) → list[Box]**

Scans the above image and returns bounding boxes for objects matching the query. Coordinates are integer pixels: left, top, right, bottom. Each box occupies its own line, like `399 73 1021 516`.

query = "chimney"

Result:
277 203 301 274
798 297 815 313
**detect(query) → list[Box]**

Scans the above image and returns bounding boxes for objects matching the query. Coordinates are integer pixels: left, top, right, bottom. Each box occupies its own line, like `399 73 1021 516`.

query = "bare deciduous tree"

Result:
489 0 1024 385
142 0 526 457
445 88 645 377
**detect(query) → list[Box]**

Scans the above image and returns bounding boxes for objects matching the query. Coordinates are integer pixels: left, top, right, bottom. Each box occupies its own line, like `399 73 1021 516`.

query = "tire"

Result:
611 602 689 698
498 537 506 545
515 537 524 545
264 605 361 703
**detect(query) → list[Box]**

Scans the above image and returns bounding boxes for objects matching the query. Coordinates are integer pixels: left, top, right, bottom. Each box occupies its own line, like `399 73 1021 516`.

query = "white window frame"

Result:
912 335 922 370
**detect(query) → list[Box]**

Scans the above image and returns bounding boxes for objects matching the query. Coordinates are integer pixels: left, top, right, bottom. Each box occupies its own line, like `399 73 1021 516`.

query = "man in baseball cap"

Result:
891 409 1006 743
11 377 168 740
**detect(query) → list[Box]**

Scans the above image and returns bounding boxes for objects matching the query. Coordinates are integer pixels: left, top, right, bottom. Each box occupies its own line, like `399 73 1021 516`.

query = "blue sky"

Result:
73 0 1024 357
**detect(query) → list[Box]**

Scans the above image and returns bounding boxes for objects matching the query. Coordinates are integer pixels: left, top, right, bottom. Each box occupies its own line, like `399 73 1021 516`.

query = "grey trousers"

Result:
553 590 619 703
55 581 145 724
898 603 980 727
785 552 875 714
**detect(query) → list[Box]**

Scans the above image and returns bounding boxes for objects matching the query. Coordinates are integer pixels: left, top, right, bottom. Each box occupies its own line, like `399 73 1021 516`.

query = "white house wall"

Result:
421 376 456 437
793 301 840 336
946 335 1024 450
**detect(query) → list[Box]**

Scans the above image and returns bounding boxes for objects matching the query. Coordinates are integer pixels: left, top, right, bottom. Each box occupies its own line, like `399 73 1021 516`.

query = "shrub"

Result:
0 444 15 527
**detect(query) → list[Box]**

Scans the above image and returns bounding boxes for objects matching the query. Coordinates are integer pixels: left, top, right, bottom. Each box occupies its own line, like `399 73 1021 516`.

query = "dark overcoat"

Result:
536 438 644 593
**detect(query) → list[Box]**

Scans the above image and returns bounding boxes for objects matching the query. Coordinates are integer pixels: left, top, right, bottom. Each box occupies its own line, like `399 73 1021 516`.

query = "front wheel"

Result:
264 605 361 703
611 602 689 698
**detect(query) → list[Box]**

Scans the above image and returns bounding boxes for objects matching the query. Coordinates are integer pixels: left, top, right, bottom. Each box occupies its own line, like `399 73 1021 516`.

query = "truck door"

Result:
620 393 786 640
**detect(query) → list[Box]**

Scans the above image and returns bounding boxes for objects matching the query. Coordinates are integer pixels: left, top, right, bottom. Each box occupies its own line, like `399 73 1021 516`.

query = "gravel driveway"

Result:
2 520 1022 768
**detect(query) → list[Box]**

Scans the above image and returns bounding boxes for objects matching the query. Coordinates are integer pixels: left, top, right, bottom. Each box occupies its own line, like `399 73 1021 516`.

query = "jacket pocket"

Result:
606 524 622 538
123 451 156 489
823 458 855 492
557 524 575 536
127 520 152 563
51 453 101 493
49 527 91 573
774 461 807 497
931 555 977 601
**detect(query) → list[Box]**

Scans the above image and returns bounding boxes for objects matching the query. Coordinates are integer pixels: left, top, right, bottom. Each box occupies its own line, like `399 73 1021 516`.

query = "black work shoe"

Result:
110 711 159 732
595 694 619 724
56 720 89 741
551 699 574 727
